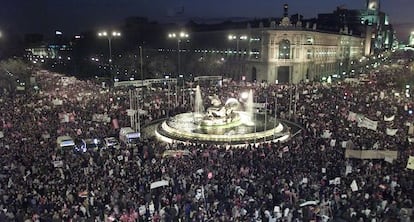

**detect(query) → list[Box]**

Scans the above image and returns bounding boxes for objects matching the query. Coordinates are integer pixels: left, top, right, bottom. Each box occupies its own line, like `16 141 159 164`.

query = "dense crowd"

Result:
0 58 413 222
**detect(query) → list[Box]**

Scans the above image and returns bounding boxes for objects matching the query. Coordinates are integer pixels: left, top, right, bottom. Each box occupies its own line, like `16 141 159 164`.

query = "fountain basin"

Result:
154 112 291 145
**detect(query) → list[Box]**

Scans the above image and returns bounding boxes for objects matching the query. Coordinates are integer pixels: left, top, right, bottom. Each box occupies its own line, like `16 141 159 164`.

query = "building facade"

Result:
244 27 364 83
189 5 365 83
409 32 414 47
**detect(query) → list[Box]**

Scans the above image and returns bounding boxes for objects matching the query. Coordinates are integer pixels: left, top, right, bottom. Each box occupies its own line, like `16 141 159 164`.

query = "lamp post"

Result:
228 34 248 80
179 74 184 105
168 31 189 105
98 31 121 80
168 31 189 77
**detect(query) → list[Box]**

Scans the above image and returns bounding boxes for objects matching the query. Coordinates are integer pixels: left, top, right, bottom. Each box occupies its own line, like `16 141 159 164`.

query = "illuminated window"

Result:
306 36 314 44
307 49 313 59
279 39 290 59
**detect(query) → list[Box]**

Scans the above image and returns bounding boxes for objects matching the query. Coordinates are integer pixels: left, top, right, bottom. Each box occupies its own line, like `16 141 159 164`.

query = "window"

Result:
307 49 313 59
306 36 314 44
279 39 290 59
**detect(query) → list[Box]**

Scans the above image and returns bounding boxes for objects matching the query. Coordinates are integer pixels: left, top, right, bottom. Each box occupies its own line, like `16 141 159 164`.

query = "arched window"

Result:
279 39 290 59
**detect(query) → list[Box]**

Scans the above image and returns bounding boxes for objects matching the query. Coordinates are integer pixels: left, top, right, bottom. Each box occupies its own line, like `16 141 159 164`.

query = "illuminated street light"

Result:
98 30 121 80
97 30 121 63
168 31 189 77
168 31 189 106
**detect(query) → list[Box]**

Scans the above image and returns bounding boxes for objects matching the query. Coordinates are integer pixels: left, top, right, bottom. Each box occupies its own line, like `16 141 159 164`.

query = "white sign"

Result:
357 117 378 131
150 180 169 189
321 130 332 139
386 128 398 136
350 180 358 192
53 160 64 168
384 115 395 122
52 99 63 106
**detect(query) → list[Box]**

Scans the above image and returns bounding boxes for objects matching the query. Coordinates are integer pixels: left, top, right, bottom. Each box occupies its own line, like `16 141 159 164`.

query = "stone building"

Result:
189 4 365 83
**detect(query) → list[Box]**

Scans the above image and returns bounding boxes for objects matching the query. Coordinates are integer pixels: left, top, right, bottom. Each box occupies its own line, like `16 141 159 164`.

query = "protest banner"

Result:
357 117 378 131
52 99 63 106
350 180 358 192
162 150 191 158
345 149 398 161
347 112 357 122
345 165 352 175
406 156 414 170
150 180 169 189
386 128 398 136
92 114 111 123
408 124 414 135
53 160 64 168
384 115 395 122
321 130 332 139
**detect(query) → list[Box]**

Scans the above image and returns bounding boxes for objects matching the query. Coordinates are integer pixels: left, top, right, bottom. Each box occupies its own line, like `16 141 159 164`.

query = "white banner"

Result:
61 114 69 123
52 99 63 106
350 180 358 192
321 130 332 139
408 125 414 135
345 165 352 175
92 114 111 123
384 156 394 164
386 128 398 136
53 160 64 168
357 117 378 131
380 91 385 99
330 139 336 147
150 180 169 189
407 156 414 170
347 112 358 122
384 115 395 122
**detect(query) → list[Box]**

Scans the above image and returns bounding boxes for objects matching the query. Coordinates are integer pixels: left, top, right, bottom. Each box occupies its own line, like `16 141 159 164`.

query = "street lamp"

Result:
98 30 121 80
168 31 189 77
168 31 189 105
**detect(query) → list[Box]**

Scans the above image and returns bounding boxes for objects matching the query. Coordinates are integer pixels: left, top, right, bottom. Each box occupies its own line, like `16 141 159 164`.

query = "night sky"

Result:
1 0 413 40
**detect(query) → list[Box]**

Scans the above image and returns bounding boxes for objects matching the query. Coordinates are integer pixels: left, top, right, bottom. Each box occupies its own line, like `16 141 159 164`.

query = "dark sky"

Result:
1 0 413 41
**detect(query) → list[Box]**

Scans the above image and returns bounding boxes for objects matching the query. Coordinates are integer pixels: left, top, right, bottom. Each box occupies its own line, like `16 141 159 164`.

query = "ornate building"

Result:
189 4 365 83
244 25 364 83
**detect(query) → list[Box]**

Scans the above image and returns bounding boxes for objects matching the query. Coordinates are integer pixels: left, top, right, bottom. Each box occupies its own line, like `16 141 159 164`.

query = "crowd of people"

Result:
0 56 413 222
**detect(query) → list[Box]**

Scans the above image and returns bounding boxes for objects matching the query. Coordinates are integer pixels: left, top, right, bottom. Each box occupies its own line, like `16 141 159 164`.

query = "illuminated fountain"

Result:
194 85 204 115
154 86 291 145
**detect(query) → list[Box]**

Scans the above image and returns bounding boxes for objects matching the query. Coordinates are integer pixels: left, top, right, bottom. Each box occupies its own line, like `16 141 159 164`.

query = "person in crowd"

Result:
0 58 413 221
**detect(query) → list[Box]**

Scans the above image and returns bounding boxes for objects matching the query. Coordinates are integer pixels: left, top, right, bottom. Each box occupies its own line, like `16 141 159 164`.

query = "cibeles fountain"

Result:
154 86 291 145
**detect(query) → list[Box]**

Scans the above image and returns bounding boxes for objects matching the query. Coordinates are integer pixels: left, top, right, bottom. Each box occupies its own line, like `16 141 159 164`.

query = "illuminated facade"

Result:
189 5 365 83
244 27 364 83
409 32 414 47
